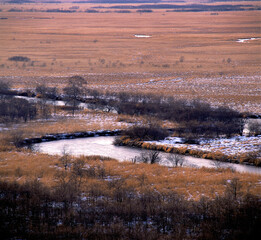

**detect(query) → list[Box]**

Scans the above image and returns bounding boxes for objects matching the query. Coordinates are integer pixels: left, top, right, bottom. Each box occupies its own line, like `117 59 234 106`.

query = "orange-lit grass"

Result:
0 10 260 112
0 110 131 140
0 150 60 186
0 10 259 78
85 157 261 200
0 10 259 79
0 149 260 201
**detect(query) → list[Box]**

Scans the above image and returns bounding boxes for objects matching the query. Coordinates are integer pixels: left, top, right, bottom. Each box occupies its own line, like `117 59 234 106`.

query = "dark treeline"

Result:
0 77 243 137
100 3 260 11
0 98 37 122
75 0 161 3
87 90 243 138
0 178 260 240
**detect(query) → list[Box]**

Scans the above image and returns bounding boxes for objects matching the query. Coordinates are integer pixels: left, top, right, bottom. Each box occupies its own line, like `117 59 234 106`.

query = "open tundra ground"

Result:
0 8 260 113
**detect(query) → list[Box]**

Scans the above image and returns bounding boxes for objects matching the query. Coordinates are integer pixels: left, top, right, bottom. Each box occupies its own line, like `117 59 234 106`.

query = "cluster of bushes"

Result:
137 9 153 13
87 90 243 138
122 125 169 141
248 120 261 136
0 177 260 239
35 84 58 100
175 119 243 138
8 56 31 62
46 9 76 13
0 81 12 95
0 98 37 123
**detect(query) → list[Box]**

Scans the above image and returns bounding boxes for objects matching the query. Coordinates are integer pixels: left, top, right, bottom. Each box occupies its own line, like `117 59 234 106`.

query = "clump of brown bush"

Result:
8 56 31 62
123 125 169 141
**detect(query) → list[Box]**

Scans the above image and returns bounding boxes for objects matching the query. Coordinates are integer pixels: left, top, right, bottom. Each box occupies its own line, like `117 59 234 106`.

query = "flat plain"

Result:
0 4 260 113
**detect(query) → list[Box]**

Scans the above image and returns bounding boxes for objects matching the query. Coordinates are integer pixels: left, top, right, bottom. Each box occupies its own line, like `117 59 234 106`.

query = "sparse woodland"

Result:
0 155 260 240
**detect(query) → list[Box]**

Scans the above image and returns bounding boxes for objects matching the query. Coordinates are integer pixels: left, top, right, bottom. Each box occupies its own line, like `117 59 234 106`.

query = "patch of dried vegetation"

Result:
0 151 260 201
0 10 260 113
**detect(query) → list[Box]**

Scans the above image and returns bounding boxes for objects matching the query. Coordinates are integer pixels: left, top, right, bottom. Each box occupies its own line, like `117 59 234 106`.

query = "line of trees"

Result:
0 98 37 122
0 176 260 240
87 90 243 138
35 76 89 116
0 76 245 138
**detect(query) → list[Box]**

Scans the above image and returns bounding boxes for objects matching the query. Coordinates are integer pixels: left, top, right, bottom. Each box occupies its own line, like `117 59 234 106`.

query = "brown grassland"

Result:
1 149 260 201
0 108 260 201
0 1 261 217
0 5 260 112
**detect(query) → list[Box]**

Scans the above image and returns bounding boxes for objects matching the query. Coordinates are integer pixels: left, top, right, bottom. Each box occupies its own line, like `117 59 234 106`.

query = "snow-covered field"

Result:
146 135 261 157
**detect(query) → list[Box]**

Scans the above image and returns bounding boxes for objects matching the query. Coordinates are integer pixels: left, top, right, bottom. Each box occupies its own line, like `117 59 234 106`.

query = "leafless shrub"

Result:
59 145 71 170
248 120 261 136
211 160 226 169
136 151 161 164
131 156 139 164
225 177 242 200
167 154 185 167
9 130 24 148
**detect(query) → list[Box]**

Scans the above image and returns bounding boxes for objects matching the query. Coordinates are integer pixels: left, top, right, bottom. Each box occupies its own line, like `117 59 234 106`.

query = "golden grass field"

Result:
0 2 260 201
0 3 260 112
0 149 260 201
0 107 260 201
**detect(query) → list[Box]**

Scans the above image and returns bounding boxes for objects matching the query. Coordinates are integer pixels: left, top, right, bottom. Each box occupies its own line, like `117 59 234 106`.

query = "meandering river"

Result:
34 136 261 175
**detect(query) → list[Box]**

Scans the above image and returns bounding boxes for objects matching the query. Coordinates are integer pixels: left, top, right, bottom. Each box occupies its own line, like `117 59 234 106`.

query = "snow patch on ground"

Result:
146 135 261 156
134 34 151 38
236 38 260 43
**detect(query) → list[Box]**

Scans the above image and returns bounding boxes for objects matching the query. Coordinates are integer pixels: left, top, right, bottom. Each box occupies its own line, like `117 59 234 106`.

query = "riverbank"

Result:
115 136 261 167
21 129 121 145
1 92 260 168
16 124 260 168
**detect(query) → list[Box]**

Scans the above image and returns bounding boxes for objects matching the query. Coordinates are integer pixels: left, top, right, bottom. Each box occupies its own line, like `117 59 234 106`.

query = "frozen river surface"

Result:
34 136 261 175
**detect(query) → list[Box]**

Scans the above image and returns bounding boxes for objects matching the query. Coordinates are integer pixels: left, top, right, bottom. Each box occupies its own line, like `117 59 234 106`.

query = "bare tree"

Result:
225 177 242 200
59 145 71 170
36 84 58 117
9 130 24 148
211 160 226 169
72 158 85 188
0 80 11 96
248 120 261 136
167 154 185 167
0 98 36 123
137 151 161 164
63 75 87 116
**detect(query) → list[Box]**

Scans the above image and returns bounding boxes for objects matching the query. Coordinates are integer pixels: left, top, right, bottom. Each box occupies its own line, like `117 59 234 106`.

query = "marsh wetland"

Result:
0 0 260 239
